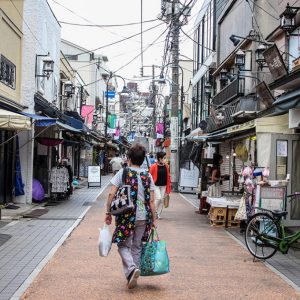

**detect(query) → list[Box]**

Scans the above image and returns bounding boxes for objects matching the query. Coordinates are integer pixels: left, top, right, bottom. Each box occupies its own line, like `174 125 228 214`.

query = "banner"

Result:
81 105 94 124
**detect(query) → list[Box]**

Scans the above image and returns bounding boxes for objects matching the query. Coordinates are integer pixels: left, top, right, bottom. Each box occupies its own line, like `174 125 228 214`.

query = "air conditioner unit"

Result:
231 96 257 118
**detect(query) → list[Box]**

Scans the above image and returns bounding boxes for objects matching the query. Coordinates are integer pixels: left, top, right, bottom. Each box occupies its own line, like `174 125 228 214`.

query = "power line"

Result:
247 0 279 20
58 19 159 27
115 26 169 73
62 22 165 58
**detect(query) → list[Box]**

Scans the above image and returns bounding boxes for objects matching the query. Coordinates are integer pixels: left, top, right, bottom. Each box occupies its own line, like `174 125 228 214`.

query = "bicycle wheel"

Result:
245 213 279 260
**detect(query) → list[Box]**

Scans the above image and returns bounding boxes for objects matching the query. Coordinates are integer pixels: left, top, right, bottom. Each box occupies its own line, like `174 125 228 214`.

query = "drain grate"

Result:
0 234 12 247
23 208 49 218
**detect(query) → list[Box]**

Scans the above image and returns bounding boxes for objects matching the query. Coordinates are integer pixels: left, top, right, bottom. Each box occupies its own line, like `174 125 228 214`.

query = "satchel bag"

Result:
235 195 247 221
109 168 134 216
140 226 170 276
164 194 170 208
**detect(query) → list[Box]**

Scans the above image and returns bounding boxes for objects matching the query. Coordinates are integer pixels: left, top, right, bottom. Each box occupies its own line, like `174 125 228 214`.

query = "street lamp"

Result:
255 43 268 70
280 3 300 34
229 35 270 69
35 52 54 80
104 72 128 174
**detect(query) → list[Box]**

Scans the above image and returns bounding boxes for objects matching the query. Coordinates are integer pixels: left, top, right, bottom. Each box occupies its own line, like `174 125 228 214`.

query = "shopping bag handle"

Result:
148 225 160 242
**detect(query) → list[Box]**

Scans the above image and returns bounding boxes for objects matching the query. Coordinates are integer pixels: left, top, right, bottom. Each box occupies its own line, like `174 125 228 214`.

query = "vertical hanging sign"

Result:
170 116 178 149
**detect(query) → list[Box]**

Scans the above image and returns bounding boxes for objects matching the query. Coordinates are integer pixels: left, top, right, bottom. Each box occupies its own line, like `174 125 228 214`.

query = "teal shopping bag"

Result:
140 227 170 276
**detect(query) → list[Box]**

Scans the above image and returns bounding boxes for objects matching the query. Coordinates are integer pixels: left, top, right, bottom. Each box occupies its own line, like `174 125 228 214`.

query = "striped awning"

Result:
0 109 31 130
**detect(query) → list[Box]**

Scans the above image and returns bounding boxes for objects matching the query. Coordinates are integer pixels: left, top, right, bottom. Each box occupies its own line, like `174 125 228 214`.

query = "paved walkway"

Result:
181 192 300 291
0 175 111 300
20 190 300 299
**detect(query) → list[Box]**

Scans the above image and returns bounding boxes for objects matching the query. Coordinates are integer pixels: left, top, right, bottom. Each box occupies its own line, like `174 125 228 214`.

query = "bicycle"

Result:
244 193 300 260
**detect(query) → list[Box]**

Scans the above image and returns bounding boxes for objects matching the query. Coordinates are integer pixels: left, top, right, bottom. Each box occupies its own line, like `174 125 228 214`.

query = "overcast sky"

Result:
48 0 203 90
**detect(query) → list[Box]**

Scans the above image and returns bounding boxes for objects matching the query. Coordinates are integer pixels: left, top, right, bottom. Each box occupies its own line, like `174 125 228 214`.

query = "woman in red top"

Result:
149 152 171 219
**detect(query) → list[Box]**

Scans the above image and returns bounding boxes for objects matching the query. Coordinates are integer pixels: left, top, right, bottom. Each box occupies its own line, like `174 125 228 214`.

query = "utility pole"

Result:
170 11 180 191
160 0 191 191
152 65 157 139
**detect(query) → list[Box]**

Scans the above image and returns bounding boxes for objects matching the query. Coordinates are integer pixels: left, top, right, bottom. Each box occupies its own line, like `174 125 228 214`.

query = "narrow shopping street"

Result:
20 186 300 300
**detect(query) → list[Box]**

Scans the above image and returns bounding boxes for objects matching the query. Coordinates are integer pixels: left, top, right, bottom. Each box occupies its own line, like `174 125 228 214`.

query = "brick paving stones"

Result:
20 189 300 300
0 175 111 300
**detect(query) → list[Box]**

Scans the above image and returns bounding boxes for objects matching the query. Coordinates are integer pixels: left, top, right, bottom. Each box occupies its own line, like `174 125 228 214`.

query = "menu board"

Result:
260 186 286 211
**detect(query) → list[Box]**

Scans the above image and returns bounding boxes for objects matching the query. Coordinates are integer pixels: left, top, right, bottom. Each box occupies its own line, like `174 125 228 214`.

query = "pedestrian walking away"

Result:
105 143 157 289
109 152 124 175
150 151 171 219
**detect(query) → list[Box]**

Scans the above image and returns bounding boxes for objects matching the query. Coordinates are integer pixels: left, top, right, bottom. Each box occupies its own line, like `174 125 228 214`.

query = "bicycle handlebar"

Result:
287 192 300 198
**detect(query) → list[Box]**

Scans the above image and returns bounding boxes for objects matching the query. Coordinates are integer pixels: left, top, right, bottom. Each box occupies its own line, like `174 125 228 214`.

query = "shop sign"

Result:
226 120 255 133
259 186 286 211
170 116 178 149
292 57 300 71
263 44 287 81
88 166 101 187
179 163 199 188
256 81 274 108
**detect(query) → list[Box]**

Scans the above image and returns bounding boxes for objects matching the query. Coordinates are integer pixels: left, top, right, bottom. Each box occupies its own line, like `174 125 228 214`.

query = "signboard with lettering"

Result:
259 186 286 211
256 81 275 108
88 166 101 188
263 45 287 81
179 163 199 188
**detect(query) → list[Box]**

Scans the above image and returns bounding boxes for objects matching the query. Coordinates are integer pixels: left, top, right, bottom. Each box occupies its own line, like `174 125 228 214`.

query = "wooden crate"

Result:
227 208 238 222
209 207 226 222
228 220 240 227
210 219 226 227
209 207 240 227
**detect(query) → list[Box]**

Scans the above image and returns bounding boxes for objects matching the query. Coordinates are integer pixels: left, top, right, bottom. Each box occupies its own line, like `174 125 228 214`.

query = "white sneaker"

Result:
127 268 140 289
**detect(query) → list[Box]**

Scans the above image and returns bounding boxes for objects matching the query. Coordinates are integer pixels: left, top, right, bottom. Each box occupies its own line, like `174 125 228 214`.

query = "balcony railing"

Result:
206 95 256 133
212 77 245 106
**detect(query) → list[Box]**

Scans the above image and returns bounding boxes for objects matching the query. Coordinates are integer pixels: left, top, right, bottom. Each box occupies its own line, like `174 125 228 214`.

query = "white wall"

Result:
18 0 61 204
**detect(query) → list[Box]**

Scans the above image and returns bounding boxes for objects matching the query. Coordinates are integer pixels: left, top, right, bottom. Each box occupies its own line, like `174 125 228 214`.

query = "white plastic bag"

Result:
98 224 112 257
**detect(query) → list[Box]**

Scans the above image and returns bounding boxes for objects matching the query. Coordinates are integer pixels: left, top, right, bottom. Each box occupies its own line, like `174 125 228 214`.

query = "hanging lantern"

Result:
255 44 267 70
280 3 297 33
219 69 228 82
235 49 246 67
64 80 74 96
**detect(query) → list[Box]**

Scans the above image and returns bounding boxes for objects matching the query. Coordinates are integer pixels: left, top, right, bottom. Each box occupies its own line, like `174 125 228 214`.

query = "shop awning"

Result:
18 112 57 127
186 127 203 138
0 109 31 130
56 121 82 133
273 89 300 114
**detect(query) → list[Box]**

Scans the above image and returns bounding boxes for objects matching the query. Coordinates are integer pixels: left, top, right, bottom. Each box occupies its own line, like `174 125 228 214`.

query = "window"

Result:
0 55 16 89
65 54 78 61
276 140 288 180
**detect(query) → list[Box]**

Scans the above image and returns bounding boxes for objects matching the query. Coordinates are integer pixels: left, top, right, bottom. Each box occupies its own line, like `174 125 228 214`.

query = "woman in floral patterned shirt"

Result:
105 143 156 289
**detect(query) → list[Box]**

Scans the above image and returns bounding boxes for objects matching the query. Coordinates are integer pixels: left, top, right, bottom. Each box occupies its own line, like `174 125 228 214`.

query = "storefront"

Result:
192 114 300 227
0 109 31 204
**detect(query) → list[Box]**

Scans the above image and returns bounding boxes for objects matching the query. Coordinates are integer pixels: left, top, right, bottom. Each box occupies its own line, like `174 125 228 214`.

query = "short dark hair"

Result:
115 152 120 157
213 153 223 166
127 143 146 166
156 151 166 160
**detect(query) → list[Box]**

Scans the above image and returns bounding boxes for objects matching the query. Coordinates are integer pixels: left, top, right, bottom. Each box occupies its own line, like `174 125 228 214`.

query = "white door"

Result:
271 134 300 226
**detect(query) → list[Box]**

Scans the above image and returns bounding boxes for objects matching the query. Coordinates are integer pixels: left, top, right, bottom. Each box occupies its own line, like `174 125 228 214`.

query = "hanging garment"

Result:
189 143 203 169
49 166 69 193
15 136 25 196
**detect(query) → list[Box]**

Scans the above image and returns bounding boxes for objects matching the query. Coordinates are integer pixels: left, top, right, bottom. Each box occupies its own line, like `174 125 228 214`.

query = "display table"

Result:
206 196 241 227
206 196 241 208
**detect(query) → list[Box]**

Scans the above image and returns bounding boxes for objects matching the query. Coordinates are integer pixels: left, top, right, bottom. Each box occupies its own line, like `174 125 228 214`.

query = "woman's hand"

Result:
105 214 112 225
152 218 157 227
